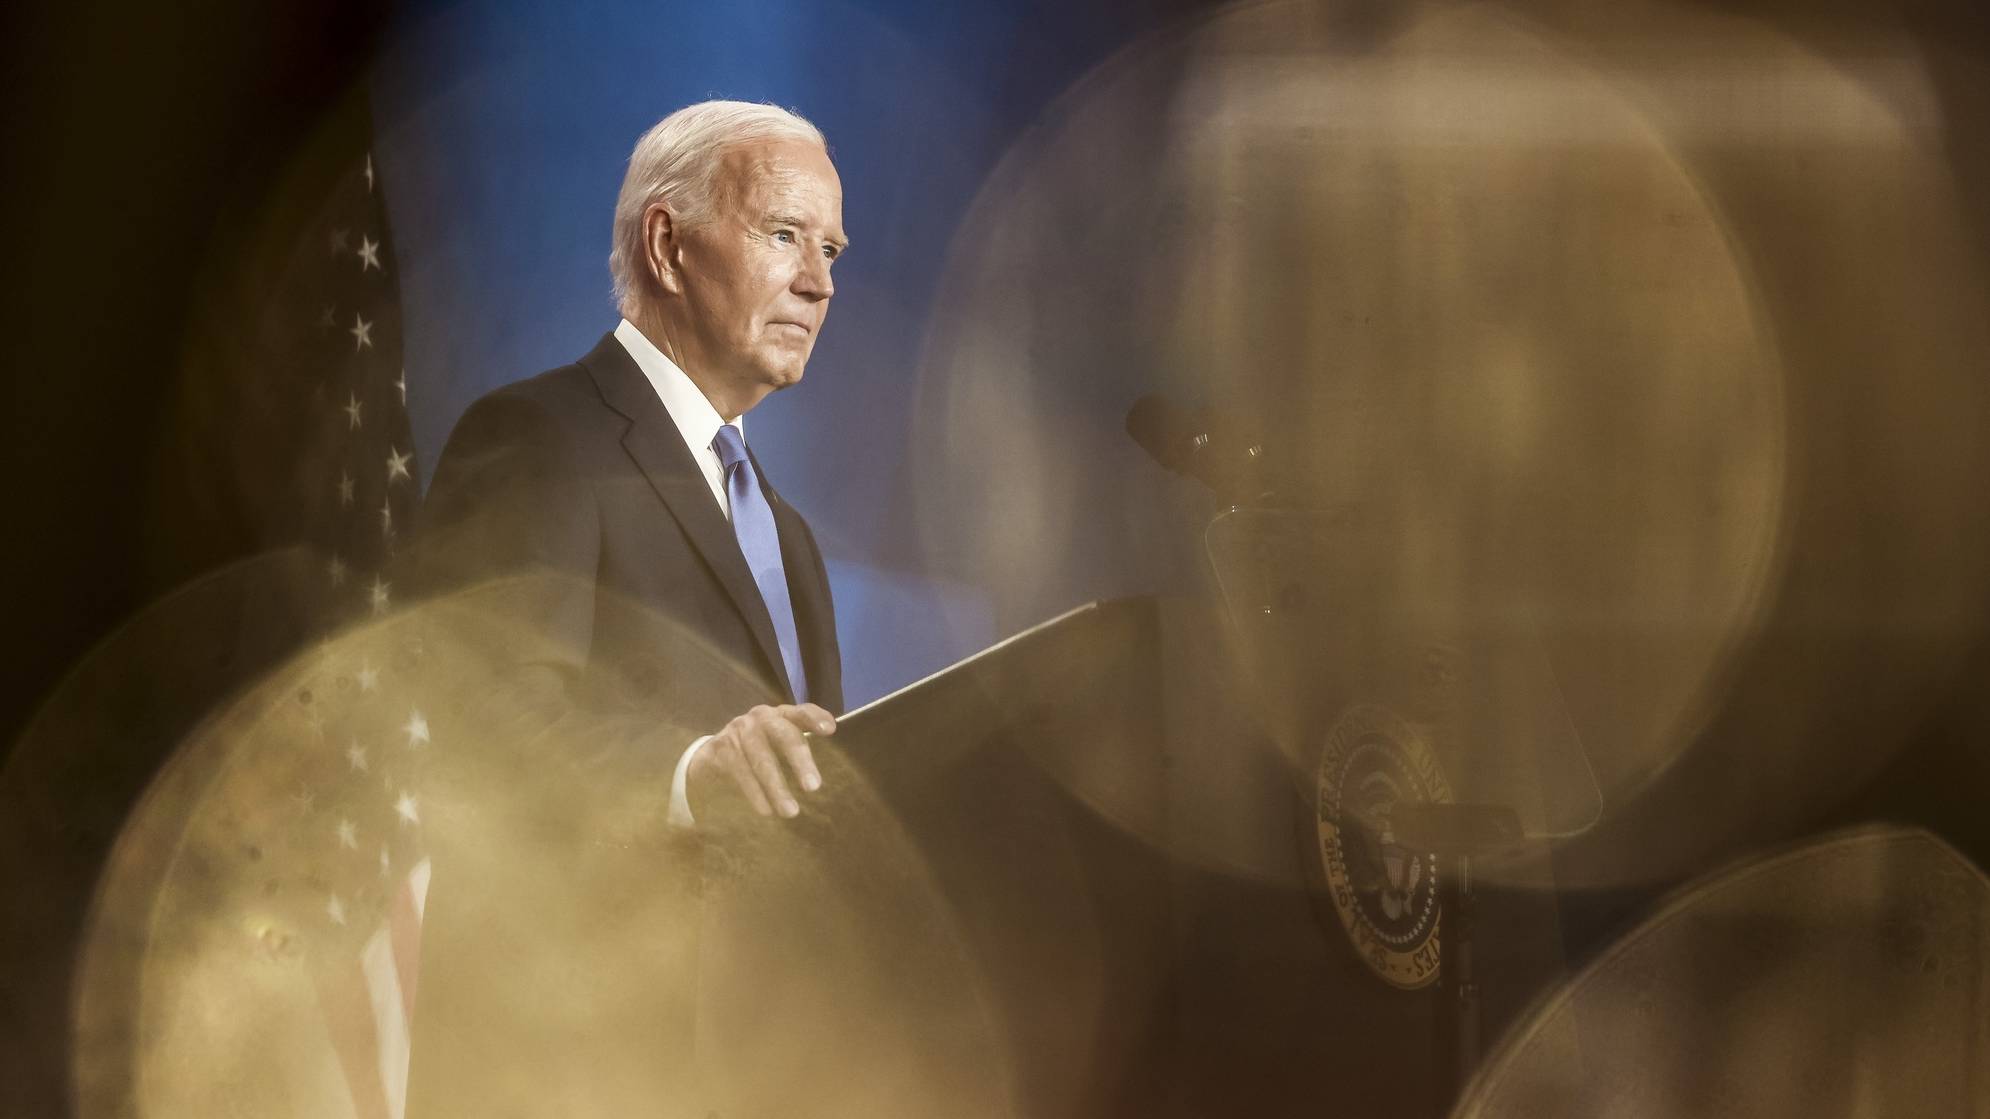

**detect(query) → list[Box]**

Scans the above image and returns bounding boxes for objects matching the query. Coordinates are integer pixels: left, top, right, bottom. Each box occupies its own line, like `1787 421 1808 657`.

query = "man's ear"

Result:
643 201 686 296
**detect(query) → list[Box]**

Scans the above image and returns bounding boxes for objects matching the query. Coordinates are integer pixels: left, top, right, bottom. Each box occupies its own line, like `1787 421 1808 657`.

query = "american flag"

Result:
237 622 434 1119
243 105 431 1119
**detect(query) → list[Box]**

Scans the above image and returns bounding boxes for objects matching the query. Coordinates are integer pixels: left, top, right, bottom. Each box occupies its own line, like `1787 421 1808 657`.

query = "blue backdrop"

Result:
369 0 1205 704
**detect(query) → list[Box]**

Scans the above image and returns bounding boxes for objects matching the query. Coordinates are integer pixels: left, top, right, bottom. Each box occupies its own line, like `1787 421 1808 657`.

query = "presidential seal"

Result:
1315 704 1451 989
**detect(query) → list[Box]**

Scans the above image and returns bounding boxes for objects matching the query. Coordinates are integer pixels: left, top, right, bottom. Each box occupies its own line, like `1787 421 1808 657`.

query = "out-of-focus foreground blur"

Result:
5 0 1990 1115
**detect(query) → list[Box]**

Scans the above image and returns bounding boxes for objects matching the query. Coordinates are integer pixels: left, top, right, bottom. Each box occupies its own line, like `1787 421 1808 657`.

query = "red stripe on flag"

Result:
389 868 425 1023
314 955 392 1119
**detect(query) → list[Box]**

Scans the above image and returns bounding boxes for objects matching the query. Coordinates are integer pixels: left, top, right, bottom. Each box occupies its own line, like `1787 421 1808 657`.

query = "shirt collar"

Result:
613 317 740 456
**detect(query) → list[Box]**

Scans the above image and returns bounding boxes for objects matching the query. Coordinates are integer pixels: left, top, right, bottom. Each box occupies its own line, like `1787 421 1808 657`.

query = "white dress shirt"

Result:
615 317 738 513
612 318 741 828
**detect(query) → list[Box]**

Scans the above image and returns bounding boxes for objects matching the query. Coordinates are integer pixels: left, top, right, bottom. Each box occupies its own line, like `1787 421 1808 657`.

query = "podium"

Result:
697 534 1594 1116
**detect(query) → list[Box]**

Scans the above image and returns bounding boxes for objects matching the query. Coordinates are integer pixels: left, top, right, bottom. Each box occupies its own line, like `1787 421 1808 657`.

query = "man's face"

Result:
671 138 845 415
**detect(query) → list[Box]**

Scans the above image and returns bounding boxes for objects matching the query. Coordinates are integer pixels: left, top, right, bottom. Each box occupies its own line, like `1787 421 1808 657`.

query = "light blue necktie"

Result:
712 424 808 704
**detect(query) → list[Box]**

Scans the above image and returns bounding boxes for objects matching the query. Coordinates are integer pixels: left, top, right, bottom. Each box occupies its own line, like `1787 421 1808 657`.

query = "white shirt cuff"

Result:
668 735 713 829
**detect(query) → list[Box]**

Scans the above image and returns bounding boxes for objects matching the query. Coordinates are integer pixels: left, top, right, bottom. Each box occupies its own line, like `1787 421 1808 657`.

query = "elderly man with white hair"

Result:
409 102 850 1110
424 99 849 828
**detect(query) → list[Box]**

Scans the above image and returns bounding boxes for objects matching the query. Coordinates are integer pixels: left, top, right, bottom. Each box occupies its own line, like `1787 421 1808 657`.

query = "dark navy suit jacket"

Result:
406 331 841 1116
419 330 842 723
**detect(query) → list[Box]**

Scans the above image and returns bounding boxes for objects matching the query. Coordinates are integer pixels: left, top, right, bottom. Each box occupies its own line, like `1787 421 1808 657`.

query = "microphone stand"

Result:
1150 396 1601 1115
1204 497 1525 1116
1389 801 1521 1108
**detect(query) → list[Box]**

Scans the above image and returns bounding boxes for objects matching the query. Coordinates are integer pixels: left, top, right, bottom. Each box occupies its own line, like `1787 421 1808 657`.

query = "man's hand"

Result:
688 704 835 819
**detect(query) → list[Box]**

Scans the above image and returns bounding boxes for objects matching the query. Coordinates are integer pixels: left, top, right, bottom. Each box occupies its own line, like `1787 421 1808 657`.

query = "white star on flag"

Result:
395 369 407 404
364 153 375 192
386 447 412 485
327 555 347 587
357 235 381 272
350 313 373 351
368 576 391 615
379 499 393 539
336 818 359 850
345 741 369 773
394 792 420 826
356 661 379 692
326 894 347 926
402 710 430 748
343 395 363 431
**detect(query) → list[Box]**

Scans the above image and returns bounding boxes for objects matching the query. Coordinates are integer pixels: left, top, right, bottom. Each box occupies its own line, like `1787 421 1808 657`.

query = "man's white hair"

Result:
608 100 826 315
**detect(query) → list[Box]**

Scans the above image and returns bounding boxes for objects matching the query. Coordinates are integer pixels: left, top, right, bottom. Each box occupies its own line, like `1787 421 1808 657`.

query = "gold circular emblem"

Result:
1316 704 1452 989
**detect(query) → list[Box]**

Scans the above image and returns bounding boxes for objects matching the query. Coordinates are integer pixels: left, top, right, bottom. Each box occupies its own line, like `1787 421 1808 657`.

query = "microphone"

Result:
1124 393 1276 505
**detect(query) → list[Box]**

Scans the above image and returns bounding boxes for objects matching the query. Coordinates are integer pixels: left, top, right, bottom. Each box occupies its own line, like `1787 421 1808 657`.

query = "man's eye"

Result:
822 245 840 261
773 229 797 244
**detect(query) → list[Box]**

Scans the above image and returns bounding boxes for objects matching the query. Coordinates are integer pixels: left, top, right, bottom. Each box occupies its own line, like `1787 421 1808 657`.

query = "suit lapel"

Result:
579 333 793 701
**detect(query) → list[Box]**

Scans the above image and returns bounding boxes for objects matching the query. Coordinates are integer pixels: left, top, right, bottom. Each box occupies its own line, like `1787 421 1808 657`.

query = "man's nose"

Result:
794 249 834 301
